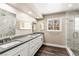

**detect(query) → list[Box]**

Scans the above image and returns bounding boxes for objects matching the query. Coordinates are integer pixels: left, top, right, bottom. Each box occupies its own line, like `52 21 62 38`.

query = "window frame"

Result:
47 18 62 32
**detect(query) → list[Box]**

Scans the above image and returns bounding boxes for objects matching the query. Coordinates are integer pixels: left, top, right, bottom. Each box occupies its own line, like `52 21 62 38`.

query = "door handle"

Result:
73 32 78 39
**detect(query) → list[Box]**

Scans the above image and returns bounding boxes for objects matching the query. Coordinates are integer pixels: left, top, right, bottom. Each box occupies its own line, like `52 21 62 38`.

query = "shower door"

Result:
67 16 75 49
67 15 79 55
74 16 79 50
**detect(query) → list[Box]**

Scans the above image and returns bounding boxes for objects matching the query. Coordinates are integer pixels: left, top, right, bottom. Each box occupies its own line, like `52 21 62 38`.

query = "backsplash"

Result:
0 8 16 38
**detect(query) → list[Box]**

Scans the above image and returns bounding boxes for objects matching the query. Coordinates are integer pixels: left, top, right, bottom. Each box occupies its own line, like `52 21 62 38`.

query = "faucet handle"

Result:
9 36 13 41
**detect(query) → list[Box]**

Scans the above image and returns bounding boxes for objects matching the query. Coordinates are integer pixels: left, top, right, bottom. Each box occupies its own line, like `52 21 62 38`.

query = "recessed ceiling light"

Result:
36 17 39 18
68 4 73 7
28 11 32 14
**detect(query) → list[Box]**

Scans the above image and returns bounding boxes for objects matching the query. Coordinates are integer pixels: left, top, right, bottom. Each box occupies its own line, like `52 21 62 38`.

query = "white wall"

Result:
36 13 66 46
16 11 37 23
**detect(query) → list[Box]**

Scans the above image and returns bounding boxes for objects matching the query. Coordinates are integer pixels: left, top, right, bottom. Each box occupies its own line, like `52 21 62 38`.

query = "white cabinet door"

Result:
1 34 43 56
19 43 29 56
29 35 43 56
14 46 29 56
1 42 29 56
13 42 29 56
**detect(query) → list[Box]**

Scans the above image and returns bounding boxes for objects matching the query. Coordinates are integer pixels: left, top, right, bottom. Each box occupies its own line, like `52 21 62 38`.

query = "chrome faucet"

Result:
9 36 12 41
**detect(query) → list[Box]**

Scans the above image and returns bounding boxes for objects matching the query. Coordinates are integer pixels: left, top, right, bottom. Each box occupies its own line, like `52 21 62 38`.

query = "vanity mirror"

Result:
0 8 16 38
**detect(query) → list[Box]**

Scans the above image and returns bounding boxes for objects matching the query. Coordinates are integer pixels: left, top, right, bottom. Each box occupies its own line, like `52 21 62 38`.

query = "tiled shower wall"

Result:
0 8 16 38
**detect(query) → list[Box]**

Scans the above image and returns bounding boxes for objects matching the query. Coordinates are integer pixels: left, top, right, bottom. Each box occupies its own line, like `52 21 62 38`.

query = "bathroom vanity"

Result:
0 33 44 56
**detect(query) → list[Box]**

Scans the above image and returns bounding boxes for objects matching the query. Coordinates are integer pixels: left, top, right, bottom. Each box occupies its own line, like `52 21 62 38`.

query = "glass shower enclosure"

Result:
67 12 79 56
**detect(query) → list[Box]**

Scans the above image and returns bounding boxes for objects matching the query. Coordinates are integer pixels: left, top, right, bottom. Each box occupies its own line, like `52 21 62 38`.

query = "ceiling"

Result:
8 3 79 19
33 3 79 14
8 3 43 19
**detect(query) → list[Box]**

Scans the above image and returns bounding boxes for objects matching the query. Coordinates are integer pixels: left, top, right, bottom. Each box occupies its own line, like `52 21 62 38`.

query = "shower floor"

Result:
71 49 79 56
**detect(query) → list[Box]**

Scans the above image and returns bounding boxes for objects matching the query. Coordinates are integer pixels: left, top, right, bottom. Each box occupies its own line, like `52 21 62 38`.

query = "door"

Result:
32 23 36 32
13 42 29 56
67 16 75 49
67 15 79 50
73 16 79 50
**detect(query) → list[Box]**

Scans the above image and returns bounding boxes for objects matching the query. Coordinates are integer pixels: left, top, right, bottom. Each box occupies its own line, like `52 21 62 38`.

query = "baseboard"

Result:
66 47 75 56
43 43 75 56
43 43 66 48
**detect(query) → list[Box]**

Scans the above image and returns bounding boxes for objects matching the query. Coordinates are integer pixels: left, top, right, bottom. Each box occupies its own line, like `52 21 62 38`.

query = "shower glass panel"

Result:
67 15 79 56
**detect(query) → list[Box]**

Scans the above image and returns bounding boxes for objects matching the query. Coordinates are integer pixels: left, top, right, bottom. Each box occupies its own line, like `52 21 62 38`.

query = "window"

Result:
75 17 79 31
47 18 62 31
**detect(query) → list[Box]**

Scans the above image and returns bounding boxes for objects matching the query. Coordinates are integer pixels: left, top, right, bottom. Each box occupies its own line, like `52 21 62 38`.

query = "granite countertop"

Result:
0 33 42 54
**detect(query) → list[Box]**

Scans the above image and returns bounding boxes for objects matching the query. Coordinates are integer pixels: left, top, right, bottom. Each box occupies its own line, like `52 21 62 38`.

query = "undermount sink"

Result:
0 41 21 48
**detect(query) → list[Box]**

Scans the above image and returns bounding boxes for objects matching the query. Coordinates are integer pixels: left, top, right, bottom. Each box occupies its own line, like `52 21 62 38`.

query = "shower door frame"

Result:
65 12 79 55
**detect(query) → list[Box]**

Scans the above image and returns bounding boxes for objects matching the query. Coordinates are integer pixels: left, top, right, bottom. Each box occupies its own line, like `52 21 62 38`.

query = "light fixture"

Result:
36 17 39 18
28 11 32 14
68 4 73 7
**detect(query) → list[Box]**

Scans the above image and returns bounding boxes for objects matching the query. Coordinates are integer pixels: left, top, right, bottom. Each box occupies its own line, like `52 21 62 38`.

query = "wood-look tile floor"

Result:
35 45 69 56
